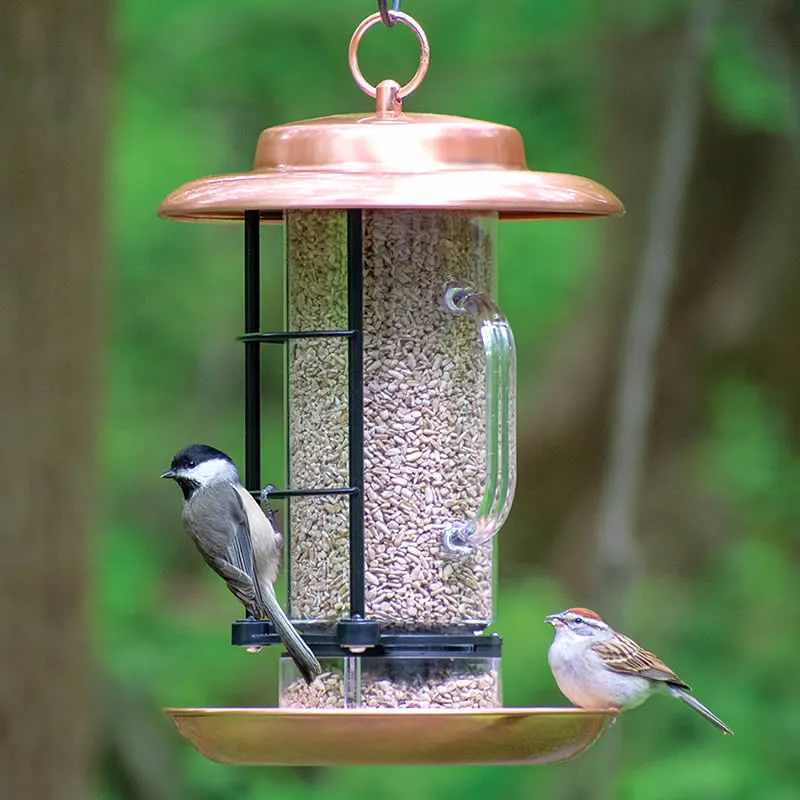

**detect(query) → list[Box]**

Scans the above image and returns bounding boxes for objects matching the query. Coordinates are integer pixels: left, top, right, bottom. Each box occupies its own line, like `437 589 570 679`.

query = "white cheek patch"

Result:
180 458 240 485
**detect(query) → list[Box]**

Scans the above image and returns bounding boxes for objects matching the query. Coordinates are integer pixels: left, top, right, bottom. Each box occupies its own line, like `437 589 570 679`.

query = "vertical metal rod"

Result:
244 210 261 491
346 209 365 618
282 217 292 612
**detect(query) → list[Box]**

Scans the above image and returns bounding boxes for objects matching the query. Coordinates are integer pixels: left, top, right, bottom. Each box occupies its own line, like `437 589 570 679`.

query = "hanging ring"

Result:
348 12 430 101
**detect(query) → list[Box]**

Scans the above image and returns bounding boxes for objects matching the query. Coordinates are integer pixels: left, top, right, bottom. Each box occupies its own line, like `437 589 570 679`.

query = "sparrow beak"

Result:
160 469 176 480
545 613 563 627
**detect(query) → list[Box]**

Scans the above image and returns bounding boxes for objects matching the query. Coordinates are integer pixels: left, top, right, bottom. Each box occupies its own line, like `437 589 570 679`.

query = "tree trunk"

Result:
0 3 109 798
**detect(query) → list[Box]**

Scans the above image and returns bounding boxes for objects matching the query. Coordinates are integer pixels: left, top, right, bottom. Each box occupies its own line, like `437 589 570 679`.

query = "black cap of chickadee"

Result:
162 444 321 684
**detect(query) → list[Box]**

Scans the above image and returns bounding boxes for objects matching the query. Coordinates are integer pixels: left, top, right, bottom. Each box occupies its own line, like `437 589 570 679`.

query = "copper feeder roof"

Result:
159 12 623 223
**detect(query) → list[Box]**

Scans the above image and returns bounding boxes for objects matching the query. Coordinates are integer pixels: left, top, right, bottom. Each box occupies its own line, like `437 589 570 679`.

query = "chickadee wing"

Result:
226 486 269 617
180 483 265 617
203 555 263 617
592 633 691 689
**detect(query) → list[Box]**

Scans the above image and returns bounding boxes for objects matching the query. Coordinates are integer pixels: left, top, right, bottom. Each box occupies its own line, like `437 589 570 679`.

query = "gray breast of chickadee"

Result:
161 444 321 683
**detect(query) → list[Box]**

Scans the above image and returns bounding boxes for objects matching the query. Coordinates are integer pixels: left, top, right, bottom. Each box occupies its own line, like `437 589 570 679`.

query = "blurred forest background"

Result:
4 0 800 798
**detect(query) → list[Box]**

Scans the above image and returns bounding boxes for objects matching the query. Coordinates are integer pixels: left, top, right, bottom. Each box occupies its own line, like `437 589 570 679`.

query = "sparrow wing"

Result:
592 633 691 689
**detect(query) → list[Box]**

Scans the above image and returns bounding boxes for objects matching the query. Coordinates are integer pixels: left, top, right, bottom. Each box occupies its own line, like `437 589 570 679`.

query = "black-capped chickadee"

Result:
162 444 321 684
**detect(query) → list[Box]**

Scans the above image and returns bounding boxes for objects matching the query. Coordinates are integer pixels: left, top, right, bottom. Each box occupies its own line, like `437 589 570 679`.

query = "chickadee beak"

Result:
160 469 176 480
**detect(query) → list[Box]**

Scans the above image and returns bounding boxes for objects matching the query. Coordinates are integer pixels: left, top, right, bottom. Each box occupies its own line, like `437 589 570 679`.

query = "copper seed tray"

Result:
165 707 615 766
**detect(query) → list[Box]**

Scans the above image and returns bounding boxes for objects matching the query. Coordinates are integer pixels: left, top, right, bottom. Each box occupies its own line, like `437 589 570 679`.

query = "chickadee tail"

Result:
261 585 322 685
667 685 733 735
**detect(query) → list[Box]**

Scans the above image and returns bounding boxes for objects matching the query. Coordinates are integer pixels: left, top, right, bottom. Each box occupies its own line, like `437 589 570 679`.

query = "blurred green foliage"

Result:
100 0 800 797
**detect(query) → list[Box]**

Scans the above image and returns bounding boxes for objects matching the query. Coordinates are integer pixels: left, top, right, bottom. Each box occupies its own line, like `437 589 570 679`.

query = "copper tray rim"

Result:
165 706 617 717
165 706 617 767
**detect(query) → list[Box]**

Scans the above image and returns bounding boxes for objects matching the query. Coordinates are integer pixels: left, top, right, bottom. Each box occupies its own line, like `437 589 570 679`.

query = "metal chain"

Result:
377 0 402 27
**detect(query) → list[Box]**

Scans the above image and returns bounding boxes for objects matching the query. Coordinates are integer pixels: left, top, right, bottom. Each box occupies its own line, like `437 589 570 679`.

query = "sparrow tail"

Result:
667 685 733 735
262 584 322 685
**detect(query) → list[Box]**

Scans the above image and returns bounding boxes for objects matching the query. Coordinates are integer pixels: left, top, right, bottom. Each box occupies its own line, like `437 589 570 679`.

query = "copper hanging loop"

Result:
348 11 430 117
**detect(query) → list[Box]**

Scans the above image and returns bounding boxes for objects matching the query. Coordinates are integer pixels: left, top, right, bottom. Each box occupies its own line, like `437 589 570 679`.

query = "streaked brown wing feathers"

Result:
593 633 689 687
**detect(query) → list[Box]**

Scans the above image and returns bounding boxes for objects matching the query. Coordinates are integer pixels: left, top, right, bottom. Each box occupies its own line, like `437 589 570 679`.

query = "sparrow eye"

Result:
573 616 583 625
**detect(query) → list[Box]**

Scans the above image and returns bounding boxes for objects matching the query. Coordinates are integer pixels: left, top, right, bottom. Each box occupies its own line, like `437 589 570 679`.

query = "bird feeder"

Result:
161 9 622 766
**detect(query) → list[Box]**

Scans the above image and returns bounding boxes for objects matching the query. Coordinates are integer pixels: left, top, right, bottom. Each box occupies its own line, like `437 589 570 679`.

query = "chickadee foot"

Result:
259 484 279 527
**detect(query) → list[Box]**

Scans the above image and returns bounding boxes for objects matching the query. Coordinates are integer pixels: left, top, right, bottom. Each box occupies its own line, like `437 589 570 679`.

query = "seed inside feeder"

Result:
285 210 497 708
288 210 494 631
280 656 501 709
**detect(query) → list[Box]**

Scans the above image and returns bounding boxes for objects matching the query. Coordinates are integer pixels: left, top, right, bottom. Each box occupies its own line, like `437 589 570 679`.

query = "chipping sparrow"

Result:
545 607 732 735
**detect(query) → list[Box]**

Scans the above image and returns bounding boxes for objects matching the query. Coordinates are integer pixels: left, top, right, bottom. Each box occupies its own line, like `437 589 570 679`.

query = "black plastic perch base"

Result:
232 619 502 658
